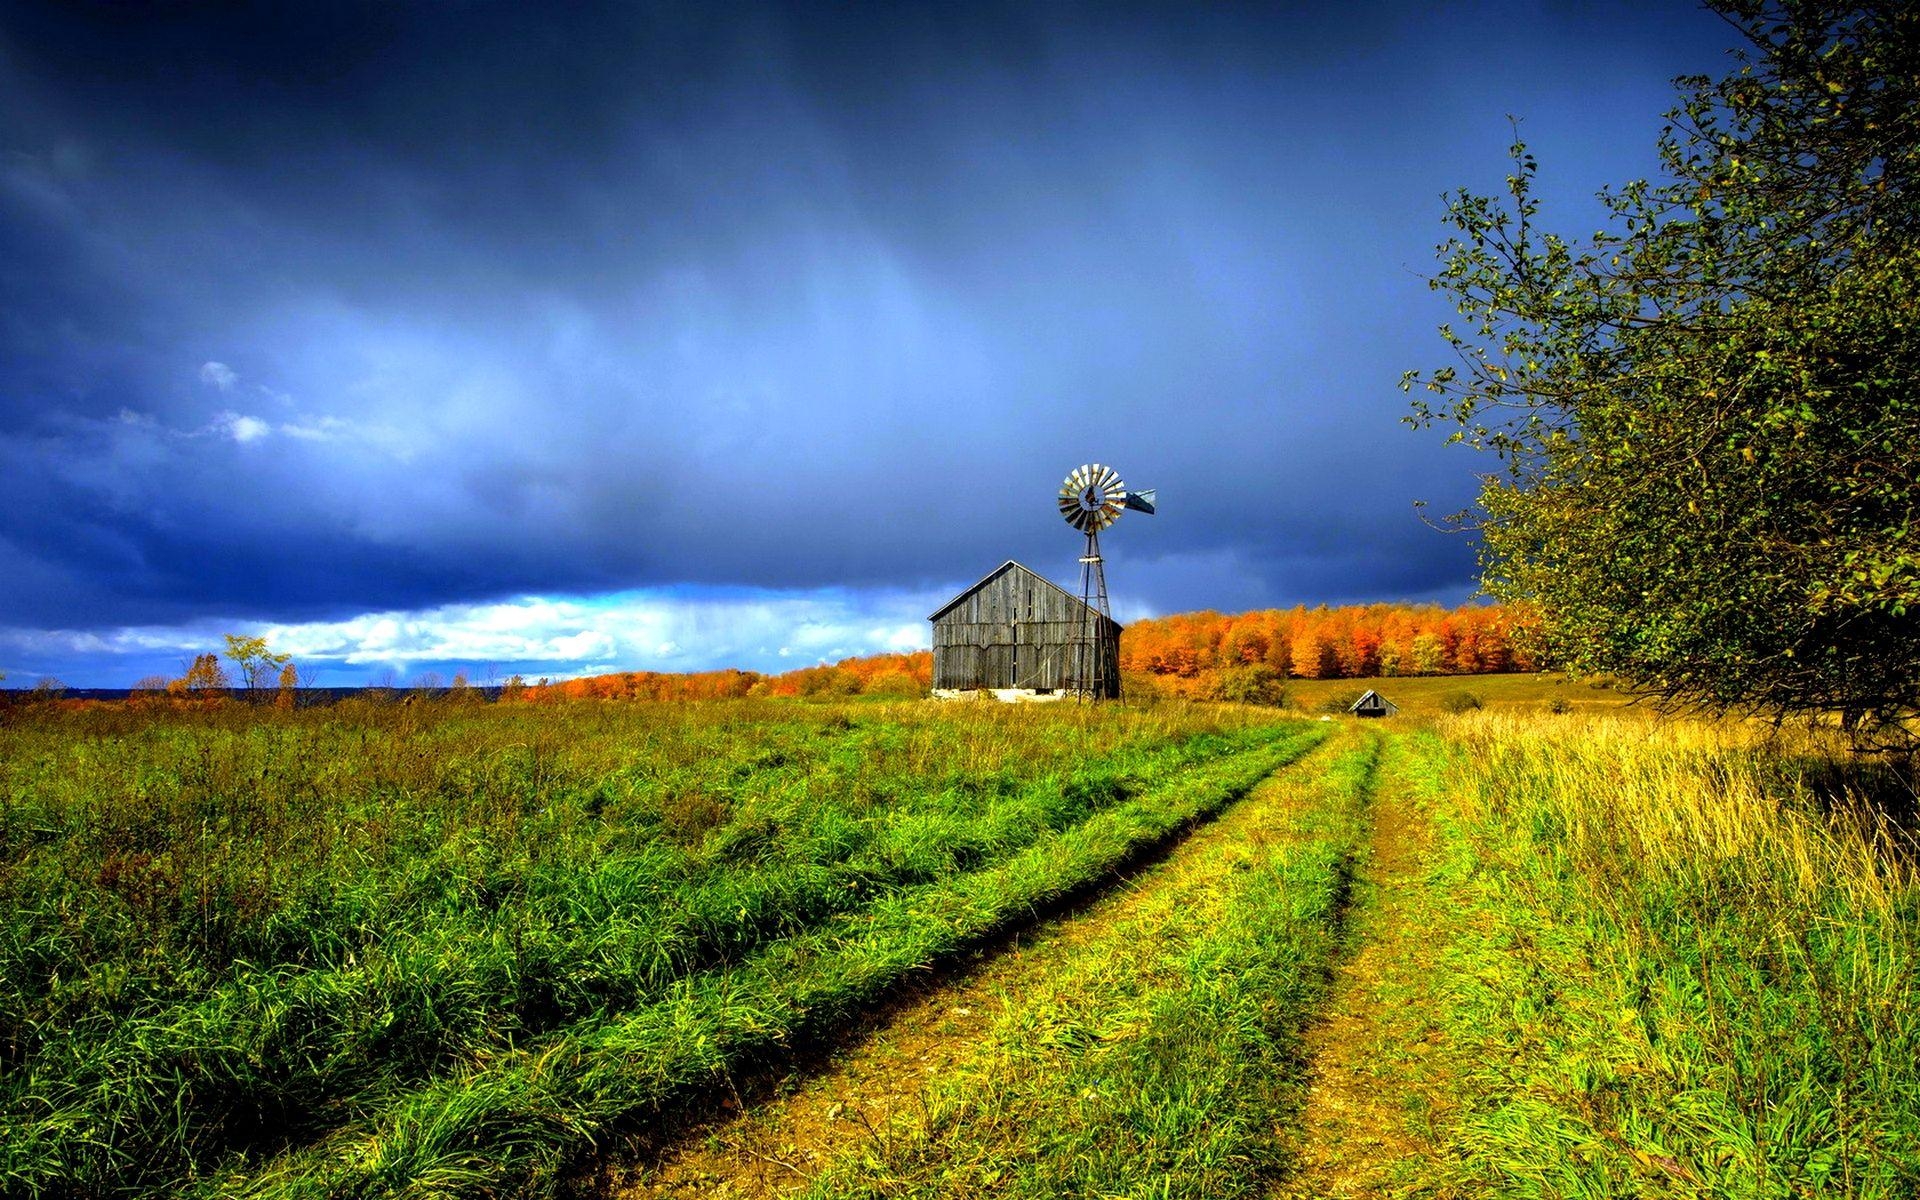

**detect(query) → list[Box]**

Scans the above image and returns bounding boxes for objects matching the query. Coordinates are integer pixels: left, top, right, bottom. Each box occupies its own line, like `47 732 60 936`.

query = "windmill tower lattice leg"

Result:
1072 529 1111 698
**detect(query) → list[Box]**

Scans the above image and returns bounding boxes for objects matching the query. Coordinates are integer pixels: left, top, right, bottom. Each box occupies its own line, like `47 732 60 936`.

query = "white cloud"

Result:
199 361 238 390
162 406 406 453
550 629 617 660
873 623 925 651
279 417 345 441
211 411 272 443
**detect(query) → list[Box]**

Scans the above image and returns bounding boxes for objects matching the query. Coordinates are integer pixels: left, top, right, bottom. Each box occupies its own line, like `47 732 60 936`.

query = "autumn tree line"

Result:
517 653 934 703
1120 603 1540 687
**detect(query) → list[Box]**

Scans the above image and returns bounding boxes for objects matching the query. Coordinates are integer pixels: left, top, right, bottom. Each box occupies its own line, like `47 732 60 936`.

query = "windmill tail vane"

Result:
1057 462 1154 698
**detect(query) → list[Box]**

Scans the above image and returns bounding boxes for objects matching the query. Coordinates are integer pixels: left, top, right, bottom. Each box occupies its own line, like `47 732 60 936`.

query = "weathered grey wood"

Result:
929 561 1122 697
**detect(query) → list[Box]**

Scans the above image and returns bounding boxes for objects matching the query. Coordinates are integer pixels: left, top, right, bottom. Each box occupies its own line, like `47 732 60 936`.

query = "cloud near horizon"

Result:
0 586 945 687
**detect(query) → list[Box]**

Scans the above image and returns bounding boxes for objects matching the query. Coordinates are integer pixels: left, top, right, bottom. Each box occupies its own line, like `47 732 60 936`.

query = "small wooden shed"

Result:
930 560 1121 698
1349 689 1399 718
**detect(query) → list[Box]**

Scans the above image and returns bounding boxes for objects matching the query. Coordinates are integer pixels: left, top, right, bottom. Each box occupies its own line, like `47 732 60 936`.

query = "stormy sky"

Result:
1 2 1734 686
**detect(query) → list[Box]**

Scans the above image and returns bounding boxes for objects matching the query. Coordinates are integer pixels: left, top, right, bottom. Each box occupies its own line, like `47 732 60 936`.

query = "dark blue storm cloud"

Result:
0 2 1736 683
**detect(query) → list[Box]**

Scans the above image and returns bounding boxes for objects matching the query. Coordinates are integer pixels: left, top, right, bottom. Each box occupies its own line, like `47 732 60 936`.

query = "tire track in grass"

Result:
603 725 1378 1199
1272 730 1467 1199
224 727 1322 1198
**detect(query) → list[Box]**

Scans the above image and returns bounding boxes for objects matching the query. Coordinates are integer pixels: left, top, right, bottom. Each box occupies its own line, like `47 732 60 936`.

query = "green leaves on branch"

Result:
1405 1 1920 746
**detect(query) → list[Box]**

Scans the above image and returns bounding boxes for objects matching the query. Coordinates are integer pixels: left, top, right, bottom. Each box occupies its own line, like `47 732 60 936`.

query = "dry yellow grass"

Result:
1442 711 1914 917
1428 710 1920 1197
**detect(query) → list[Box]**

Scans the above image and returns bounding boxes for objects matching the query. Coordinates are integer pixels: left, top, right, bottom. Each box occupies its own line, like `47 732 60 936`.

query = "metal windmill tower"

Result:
1057 463 1155 697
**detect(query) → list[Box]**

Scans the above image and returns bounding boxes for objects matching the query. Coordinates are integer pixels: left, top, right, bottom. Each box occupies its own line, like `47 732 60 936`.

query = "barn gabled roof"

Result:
928 559 1122 630
1348 688 1399 714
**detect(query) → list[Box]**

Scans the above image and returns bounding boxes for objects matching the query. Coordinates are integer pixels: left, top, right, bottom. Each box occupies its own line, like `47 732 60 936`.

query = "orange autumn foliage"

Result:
520 668 761 703
1120 603 1542 695
514 651 934 704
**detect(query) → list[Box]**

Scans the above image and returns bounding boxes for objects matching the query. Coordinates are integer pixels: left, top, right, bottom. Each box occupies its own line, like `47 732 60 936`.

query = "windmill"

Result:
1057 463 1155 697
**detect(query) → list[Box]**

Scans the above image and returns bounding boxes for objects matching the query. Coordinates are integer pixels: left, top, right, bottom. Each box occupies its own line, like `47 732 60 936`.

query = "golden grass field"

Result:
1276 669 1637 716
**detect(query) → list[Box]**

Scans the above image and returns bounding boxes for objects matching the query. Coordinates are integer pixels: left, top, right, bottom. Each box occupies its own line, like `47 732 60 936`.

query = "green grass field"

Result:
4 687 1915 1199
0 698 1318 1198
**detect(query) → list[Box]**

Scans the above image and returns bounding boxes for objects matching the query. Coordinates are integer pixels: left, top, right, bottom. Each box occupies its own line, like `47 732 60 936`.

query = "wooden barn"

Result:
930 560 1122 699
1349 689 1399 718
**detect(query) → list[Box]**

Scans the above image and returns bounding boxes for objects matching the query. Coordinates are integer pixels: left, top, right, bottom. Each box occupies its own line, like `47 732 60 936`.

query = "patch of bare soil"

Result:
592 737 1347 1200
1273 739 1461 1199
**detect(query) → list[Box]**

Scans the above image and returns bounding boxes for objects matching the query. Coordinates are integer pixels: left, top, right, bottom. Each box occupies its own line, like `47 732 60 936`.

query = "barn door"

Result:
1013 620 1061 691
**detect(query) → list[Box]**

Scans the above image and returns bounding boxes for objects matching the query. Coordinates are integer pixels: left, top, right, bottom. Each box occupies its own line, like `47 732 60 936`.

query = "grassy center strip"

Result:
1271 729 1468 1198
781 731 1382 1199
220 726 1327 1198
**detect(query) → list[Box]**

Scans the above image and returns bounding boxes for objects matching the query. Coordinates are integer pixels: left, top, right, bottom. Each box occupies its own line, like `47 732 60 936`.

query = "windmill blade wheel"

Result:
1058 462 1126 532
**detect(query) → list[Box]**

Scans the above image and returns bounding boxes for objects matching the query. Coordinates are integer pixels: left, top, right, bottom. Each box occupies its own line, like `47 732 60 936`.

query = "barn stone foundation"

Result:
930 687 1073 703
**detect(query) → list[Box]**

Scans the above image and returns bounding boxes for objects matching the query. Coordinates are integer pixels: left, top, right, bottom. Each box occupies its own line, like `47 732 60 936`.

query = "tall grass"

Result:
1433 713 1920 1197
0 699 1311 1198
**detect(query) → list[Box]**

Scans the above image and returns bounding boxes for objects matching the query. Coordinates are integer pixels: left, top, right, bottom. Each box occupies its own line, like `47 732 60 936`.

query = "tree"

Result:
1289 623 1336 679
865 669 925 699
223 634 291 696
1378 640 1404 677
1210 663 1286 706
1406 1 1920 746
1409 632 1446 677
1222 623 1271 666
173 653 231 694
131 674 171 697
447 669 486 704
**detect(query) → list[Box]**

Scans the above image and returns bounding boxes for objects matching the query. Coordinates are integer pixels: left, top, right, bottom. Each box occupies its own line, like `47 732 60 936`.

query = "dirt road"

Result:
596 727 1457 1199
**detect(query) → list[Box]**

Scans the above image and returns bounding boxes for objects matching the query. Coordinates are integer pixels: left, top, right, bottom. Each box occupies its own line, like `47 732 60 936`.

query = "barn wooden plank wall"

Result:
931 561 1121 697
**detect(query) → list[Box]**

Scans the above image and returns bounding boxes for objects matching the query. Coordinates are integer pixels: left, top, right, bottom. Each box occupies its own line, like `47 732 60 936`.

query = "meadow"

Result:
1423 712 1920 1197
1274 669 1631 716
0 697 1317 1198
786 730 1387 1199
3 682 1916 1199
689 703 1920 1200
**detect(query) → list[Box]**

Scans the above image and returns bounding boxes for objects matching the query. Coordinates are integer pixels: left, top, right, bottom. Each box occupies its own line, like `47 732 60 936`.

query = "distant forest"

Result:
1120 603 1539 684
